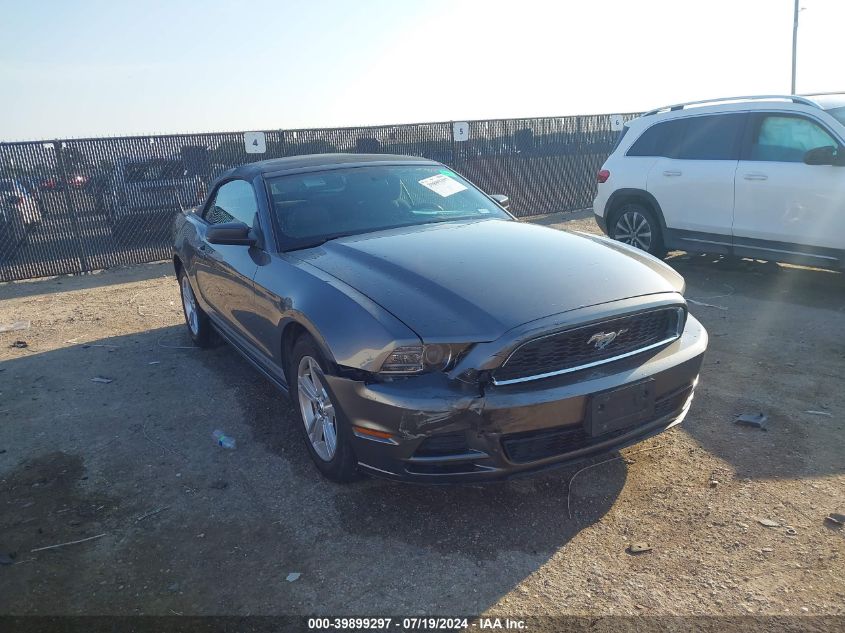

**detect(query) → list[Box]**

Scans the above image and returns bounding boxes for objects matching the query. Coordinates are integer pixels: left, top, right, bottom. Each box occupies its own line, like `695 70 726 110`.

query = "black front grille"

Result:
654 384 693 419
413 432 470 457
494 308 683 384
501 383 693 464
503 426 592 464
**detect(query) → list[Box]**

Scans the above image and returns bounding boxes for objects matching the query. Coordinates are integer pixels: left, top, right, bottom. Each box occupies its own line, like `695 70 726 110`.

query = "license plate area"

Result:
586 379 655 438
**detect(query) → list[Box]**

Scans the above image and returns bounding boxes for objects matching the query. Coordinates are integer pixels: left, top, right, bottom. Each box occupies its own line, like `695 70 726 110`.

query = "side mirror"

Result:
206 221 256 246
490 194 510 210
803 146 839 166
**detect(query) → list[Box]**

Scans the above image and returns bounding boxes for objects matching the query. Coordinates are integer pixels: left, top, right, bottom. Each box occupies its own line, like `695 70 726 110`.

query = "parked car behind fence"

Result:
95 157 203 242
0 112 631 281
0 192 28 261
0 179 42 227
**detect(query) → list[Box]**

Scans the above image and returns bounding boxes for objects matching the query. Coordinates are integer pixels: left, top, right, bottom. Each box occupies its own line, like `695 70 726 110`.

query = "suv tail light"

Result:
597 170 610 184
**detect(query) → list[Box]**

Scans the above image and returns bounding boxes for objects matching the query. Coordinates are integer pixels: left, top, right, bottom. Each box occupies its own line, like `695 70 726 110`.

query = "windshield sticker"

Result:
477 208 491 214
418 174 467 197
439 169 458 177
302 177 327 188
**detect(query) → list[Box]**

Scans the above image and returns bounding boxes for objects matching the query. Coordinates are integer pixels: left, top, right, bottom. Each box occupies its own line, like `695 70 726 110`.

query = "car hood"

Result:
294 219 684 341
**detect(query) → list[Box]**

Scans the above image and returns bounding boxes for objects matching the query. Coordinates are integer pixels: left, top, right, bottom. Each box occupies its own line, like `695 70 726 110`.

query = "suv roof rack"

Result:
642 95 820 117
801 91 845 98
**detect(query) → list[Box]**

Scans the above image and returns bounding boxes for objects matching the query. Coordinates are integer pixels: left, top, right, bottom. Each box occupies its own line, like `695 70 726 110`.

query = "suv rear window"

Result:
678 114 744 160
628 115 744 160
626 119 685 157
610 126 629 153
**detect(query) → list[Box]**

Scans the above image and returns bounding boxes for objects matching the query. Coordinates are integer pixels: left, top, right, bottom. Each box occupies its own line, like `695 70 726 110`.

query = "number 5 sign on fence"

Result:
244 132 266 154
453 122 469 142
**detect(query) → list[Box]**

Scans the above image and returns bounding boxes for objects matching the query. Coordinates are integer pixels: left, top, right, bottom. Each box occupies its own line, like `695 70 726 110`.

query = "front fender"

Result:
172 212 206 293
253 255 421 374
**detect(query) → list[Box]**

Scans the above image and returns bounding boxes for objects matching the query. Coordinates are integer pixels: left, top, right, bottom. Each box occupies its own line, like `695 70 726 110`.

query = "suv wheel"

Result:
610 203 666 257
290 335 359 483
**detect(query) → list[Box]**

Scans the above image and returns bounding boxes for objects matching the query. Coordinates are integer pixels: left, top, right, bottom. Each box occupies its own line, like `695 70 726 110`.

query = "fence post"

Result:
576 116 583 155
449 121 457 170
53 141 90 273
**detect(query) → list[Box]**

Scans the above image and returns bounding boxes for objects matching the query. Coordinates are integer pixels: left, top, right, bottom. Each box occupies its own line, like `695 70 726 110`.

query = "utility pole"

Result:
791 0 799 94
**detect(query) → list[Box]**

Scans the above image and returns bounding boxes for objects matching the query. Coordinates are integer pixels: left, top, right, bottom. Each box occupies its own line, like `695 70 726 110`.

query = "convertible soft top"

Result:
230 153 438 179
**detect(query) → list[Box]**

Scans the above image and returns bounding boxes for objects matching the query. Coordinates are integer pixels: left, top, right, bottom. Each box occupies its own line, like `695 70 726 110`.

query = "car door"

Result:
643 114 745 251
193 179 262 344
733 112 845 260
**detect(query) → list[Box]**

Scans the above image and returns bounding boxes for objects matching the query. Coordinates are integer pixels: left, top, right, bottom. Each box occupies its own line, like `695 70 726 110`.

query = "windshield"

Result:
812 94 845 127
825 106 845 127
267 164 511 250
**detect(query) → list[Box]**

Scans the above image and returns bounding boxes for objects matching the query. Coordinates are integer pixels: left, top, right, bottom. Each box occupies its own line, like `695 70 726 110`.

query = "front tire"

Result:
609 203 666 257
178 269 213 347
290 335 359 483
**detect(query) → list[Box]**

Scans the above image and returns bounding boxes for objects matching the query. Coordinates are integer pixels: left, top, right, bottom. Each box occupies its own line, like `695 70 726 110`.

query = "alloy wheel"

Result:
614 210 653 251
180 275 199 335
297 355 338 462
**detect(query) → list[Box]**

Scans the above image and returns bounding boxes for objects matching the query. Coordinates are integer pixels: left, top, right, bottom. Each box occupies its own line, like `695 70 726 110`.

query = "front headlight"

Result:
379 346 425 374
379 344 469 375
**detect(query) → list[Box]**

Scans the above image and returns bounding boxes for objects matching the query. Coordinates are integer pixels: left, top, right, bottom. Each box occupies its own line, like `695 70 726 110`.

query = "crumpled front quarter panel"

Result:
251 254 421 373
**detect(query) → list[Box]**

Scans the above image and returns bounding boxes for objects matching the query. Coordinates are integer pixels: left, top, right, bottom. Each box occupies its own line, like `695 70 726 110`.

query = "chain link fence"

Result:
0 113 637 282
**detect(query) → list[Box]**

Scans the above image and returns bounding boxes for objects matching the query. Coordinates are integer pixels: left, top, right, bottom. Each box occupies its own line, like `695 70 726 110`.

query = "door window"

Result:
677 114 744 160
749 115 837 162
204 180 259 226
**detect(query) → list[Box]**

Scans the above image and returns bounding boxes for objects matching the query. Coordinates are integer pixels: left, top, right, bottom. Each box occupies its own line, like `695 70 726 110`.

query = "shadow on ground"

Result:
0 325 626 614
669 253 845 311
665 254 845 481
2 248 844 613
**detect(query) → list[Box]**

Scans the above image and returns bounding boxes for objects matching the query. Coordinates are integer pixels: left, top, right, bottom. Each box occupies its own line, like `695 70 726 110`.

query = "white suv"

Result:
593 94 845 269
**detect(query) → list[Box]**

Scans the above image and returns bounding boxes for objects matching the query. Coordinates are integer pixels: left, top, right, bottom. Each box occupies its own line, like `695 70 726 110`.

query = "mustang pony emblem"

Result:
587 329 629 350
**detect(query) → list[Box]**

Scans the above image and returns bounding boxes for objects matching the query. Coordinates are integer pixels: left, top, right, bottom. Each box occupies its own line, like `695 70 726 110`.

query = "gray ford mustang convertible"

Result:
172 154 707 482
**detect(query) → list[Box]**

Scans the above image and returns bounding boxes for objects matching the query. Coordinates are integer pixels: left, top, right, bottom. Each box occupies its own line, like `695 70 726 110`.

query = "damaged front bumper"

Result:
325 314 707 483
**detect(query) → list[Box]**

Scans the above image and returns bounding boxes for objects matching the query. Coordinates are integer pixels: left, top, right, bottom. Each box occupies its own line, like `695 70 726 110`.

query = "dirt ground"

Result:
0 212 843 618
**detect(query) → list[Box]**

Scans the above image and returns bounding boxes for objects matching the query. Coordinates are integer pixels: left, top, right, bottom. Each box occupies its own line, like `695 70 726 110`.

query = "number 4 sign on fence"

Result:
244 132 266 154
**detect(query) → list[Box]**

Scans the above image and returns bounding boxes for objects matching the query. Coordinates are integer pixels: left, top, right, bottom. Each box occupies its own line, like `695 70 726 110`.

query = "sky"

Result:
0 0 840 141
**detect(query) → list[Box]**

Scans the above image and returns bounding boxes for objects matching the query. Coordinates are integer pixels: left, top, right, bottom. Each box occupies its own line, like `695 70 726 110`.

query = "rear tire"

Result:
290 335 360 483
609 202 666 258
